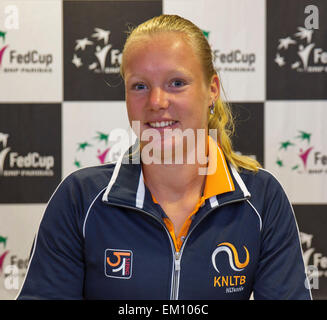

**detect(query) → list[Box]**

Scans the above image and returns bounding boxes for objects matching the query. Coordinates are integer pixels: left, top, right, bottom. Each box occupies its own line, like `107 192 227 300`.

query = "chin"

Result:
139 135 183 165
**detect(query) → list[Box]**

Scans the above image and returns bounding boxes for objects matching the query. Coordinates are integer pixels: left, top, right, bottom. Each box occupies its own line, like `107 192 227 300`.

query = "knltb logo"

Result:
105 249 132 279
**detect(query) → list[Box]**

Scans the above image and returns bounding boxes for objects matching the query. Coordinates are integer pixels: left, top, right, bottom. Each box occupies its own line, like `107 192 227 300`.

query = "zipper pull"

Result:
175 252 181 271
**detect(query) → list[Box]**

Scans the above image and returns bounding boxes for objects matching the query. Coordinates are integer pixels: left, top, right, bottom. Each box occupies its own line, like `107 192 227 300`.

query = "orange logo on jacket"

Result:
212 242 249 273
212 242 249 290
105 249 133 279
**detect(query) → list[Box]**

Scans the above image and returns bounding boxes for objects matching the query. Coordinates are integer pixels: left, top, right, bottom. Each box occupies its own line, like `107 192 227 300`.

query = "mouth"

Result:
146 120 179 129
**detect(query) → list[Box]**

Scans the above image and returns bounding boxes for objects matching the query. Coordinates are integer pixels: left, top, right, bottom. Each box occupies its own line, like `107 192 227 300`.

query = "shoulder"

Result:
63 162 116 190
237 168 293 222
42 163 118 228
237 168 298 234
48 163 117 212
238 167 285 197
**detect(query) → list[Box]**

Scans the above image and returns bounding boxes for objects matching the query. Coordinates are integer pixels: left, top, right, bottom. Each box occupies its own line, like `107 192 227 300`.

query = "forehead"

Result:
123 32 202 76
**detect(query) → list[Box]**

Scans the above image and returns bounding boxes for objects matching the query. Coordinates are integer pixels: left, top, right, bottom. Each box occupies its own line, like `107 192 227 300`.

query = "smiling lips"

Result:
147 120 178 128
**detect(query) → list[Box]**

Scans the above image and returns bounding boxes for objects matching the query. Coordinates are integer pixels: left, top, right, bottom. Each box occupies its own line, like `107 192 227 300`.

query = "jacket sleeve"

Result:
252 172 312 300
16 174 85 300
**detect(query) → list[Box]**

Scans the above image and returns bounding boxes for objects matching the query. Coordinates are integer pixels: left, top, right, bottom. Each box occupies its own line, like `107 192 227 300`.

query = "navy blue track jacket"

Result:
17 144 312 300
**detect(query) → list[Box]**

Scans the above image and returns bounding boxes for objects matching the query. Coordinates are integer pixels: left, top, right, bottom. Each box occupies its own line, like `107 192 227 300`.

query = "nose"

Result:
148 87 169 111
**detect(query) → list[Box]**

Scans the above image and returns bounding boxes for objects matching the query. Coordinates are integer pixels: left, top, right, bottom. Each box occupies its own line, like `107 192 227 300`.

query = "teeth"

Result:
148 121 176 128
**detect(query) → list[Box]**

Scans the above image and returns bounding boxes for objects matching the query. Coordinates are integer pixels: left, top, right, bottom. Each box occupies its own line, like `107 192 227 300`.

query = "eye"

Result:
132 82 148 91
170 79 186 88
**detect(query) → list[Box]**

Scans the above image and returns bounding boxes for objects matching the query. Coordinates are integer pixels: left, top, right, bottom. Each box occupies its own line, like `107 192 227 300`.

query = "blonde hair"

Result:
121 14 261 172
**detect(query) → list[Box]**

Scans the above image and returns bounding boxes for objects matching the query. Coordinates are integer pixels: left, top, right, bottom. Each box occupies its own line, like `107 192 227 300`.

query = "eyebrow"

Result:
125 68 195 81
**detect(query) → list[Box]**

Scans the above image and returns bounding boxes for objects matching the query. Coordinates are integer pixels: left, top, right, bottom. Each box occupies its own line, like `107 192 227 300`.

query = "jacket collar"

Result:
102 139 251 212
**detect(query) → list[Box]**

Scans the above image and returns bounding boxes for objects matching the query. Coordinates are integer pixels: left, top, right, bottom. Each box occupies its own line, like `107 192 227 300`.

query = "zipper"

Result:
105 196 248 300
169 196 249 299
171 251 181 300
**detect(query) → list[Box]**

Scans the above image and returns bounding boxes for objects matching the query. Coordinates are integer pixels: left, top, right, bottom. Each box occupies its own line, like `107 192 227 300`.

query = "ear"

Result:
209 74 220 102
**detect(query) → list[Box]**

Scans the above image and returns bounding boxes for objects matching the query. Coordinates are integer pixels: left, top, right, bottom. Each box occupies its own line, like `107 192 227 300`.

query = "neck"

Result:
141 141 209 200
142 162 206 202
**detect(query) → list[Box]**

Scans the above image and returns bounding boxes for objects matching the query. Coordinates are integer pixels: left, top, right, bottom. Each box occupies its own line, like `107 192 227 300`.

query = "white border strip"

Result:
246 199 262 232
209 195 219 208
102 152 124 202
217 146 234 191
230 165 251 198
83 187 107 238
135 170 145 209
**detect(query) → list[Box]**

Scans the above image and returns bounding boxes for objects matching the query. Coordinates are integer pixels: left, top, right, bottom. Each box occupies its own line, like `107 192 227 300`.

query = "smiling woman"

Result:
123 31 213 166
120 14 260 172
17 14 312 300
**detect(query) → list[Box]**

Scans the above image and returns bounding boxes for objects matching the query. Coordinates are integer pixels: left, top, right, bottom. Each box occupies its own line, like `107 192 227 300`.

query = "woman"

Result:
17 15 311 300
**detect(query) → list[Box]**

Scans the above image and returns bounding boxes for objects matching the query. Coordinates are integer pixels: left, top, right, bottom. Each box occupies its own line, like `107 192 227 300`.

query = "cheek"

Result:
182 96 208 123
126 96 144 122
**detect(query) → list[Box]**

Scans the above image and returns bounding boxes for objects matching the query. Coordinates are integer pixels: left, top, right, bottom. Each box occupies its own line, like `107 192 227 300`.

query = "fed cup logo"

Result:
211 242 249 273
105 249 133 279
71 27 121 74
274 25 327 73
